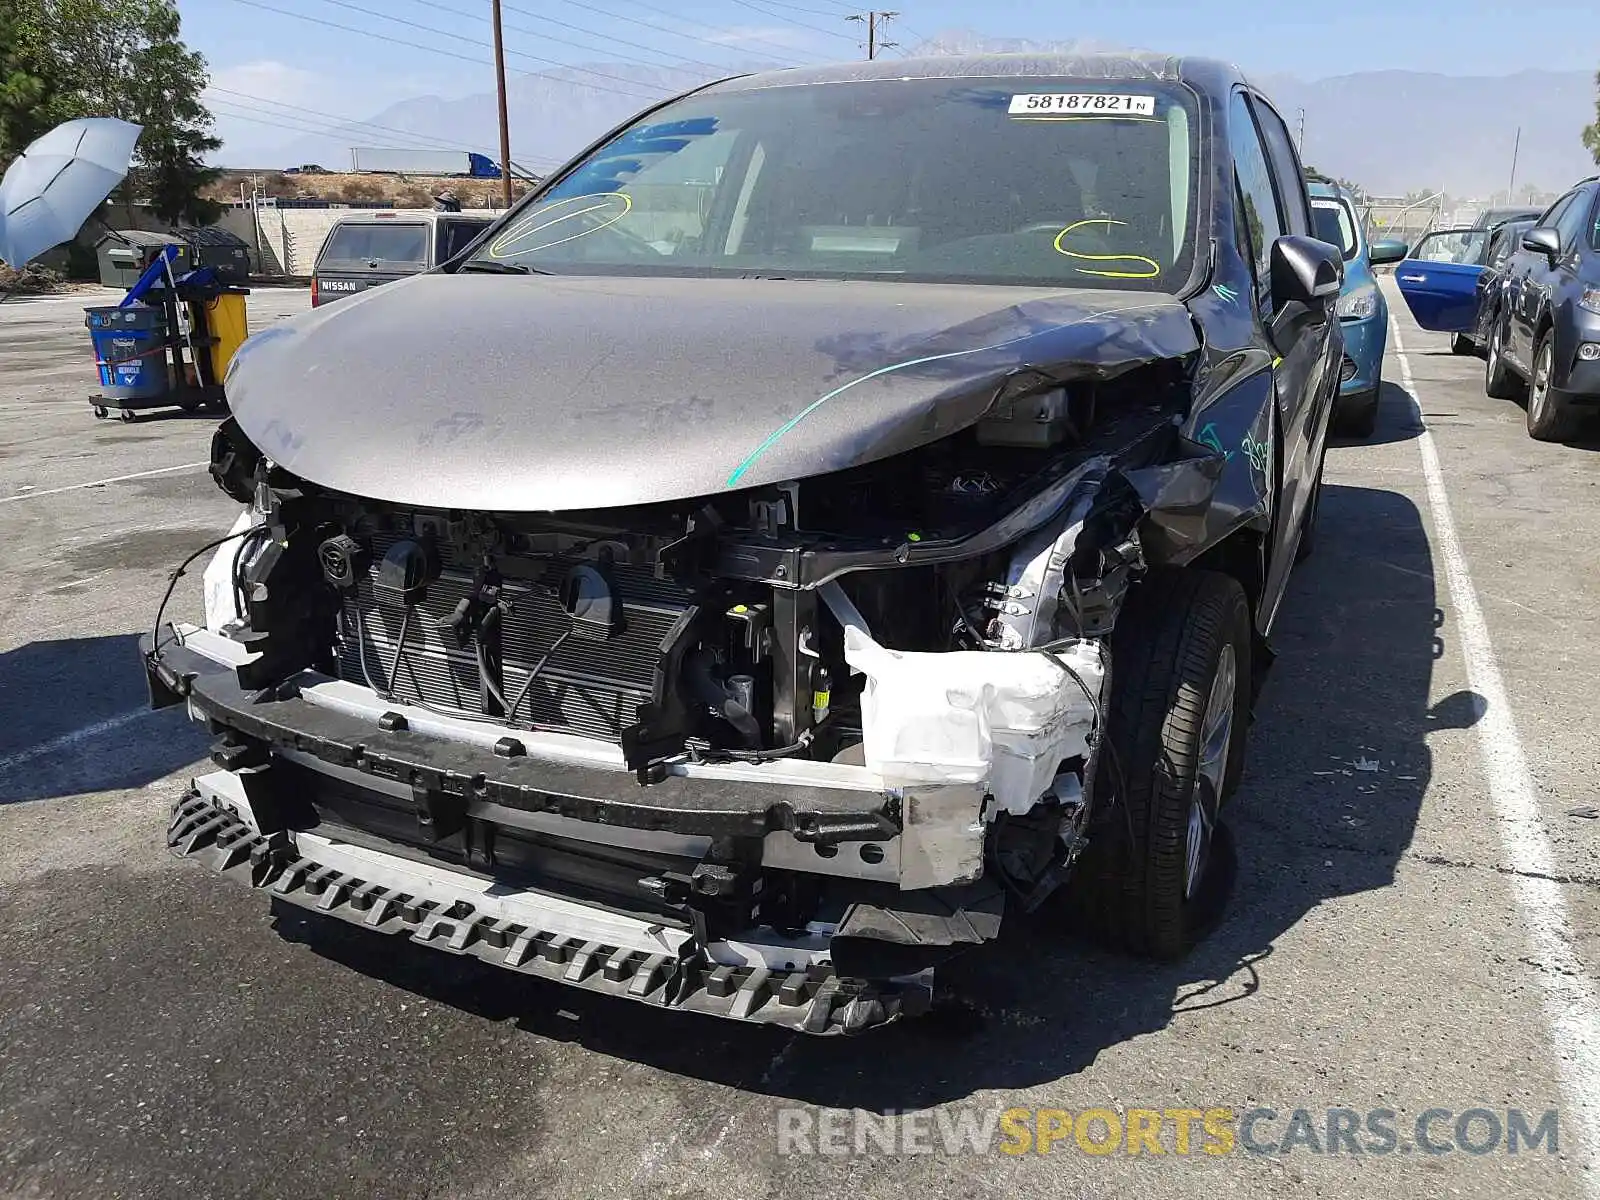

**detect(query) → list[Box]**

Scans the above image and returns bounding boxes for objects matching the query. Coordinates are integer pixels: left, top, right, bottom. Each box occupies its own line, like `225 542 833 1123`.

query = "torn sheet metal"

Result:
1129 365 1277 564
898 784 988 890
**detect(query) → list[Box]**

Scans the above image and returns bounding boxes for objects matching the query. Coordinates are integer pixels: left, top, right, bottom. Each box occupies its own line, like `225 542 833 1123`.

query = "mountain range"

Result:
257 30 1599 199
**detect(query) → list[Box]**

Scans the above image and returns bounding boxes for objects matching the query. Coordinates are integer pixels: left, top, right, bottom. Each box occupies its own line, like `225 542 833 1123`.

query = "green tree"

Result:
1584 69 1600 166
42 0 221 223
0 3 69 167
122 2 221 223
1305 166 1368 202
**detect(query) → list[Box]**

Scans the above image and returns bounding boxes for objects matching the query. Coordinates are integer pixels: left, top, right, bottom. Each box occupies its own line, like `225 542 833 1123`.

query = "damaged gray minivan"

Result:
144 53 1344 1033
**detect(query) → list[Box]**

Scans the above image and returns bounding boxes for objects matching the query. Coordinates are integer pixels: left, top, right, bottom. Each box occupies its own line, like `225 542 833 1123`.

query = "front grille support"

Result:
337 561 693 744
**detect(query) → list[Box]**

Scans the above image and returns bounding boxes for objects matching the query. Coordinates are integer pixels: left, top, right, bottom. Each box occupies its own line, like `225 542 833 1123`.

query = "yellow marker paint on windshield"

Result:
1051 218 1162 280
489 192 633 258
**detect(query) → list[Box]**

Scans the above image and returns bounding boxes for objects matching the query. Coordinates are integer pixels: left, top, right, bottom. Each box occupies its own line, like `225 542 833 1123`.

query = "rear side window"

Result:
1229 91 1286 303
1250 97 1312 236
1552 190 1592 254
438 220 488 261
318 222 428 269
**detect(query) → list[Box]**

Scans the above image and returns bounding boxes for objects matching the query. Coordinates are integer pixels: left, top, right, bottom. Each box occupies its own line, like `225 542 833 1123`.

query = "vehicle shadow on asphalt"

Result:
0 633 207 804
1329 382 1424 449
274 480 1485 1105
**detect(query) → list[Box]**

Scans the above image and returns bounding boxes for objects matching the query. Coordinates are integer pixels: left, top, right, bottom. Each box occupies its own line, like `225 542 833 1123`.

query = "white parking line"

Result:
0 461 207 505
0 708 154 776
1392 319 1600 1183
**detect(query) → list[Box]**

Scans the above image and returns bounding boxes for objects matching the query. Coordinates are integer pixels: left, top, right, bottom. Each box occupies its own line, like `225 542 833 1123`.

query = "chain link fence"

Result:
1357 194 1445 257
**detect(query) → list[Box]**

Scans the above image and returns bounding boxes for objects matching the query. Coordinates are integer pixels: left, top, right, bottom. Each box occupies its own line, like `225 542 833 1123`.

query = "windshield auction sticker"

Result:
1008 93 1156 116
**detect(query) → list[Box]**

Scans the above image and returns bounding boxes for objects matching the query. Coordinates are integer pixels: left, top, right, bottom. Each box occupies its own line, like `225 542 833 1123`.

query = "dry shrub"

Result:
0 263 64 294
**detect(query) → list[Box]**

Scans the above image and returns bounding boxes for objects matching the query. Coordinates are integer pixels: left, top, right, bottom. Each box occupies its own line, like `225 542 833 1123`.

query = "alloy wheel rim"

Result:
1531 343 1552 418
1188 643 1236 900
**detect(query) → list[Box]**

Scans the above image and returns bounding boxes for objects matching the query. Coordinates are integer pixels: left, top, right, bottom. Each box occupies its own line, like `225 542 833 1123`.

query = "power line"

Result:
207 101 480 159
730 0 857 41
205 103 449 155
225 0 499 69
206 91 562 167
752 0 861 15
206 86 544 162
895 22 933 50
307 0 671 99
394 0 719 79
220 0 668 103
606 0 829 64
494 1 749 74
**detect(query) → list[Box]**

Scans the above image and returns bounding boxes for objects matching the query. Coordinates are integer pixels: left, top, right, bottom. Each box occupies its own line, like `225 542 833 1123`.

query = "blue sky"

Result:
178 0 1600 163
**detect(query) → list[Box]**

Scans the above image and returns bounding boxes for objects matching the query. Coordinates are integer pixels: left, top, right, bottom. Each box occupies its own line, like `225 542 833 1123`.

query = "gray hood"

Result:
226 272 1198 512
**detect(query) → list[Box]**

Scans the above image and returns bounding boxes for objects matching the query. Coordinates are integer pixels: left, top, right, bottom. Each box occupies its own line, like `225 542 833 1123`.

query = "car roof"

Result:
1308 182 1355 203
328 211 492 226
706 51 1250 96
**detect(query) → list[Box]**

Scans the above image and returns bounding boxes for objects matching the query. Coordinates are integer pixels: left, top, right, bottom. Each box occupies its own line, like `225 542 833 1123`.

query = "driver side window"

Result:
1229 91 1286 314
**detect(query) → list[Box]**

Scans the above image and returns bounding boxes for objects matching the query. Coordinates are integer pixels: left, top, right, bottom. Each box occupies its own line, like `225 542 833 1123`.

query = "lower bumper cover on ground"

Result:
168 788 933 1034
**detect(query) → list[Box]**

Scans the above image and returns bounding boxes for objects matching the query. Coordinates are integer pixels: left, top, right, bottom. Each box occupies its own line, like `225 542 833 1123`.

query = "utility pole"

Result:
491 0 513 209
1506 126 1521 207
1295 107 1305 152
847 11 898 60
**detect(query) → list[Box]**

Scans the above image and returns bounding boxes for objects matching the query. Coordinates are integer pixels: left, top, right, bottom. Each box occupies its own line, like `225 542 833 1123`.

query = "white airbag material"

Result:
843 627 1106 814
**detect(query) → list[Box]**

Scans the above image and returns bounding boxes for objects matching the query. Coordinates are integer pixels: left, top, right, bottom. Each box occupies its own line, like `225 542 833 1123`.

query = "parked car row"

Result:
1394 176 1600 441
1310 182 1407 436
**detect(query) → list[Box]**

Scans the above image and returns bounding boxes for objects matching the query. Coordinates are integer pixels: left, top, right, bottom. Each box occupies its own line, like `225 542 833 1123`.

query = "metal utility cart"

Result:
86 244 250 421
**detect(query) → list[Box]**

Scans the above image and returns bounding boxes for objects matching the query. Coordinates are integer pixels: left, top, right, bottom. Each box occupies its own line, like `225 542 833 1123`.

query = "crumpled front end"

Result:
145 286 1270 1030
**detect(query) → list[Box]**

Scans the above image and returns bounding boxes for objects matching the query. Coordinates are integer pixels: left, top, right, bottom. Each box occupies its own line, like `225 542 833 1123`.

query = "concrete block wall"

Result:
225 207 438 277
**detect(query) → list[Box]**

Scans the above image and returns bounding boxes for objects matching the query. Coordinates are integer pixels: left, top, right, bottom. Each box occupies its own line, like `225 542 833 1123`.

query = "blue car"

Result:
1309 183 1409 437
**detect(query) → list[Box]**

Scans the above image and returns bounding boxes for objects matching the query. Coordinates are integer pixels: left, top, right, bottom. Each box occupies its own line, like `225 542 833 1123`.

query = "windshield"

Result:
318 222 428 269
469 78 1199 290
1311 200 1359 260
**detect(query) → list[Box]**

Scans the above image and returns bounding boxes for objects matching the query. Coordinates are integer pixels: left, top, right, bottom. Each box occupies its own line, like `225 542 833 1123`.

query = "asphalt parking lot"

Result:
2 279 1599 1200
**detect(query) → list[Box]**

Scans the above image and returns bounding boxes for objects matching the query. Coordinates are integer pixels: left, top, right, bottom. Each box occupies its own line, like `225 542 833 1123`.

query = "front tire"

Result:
1451 333 1475 356
1526 331 1582 442
1335 385 1379 438
1070 569 1251 959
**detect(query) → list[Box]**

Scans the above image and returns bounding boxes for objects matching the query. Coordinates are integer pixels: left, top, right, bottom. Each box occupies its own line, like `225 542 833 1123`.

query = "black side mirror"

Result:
1270 235 1344 308
1521 227 1561 262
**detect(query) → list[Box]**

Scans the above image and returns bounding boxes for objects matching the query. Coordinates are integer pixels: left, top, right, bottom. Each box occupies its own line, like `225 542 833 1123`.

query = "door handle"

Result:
1399 274 1426 283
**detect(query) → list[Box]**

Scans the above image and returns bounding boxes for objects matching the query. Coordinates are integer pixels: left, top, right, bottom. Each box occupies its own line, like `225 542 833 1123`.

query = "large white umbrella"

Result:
0 118 143 268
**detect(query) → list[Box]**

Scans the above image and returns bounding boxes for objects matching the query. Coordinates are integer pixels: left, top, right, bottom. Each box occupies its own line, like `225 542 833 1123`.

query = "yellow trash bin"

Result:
200 291 249 385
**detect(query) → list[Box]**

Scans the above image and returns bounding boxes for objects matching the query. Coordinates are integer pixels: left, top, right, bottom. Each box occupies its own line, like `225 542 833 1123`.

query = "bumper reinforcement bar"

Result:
168 790 927 1034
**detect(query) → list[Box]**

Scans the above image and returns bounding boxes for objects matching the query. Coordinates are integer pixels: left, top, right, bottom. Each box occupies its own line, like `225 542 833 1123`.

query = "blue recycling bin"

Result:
85 304 167 401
